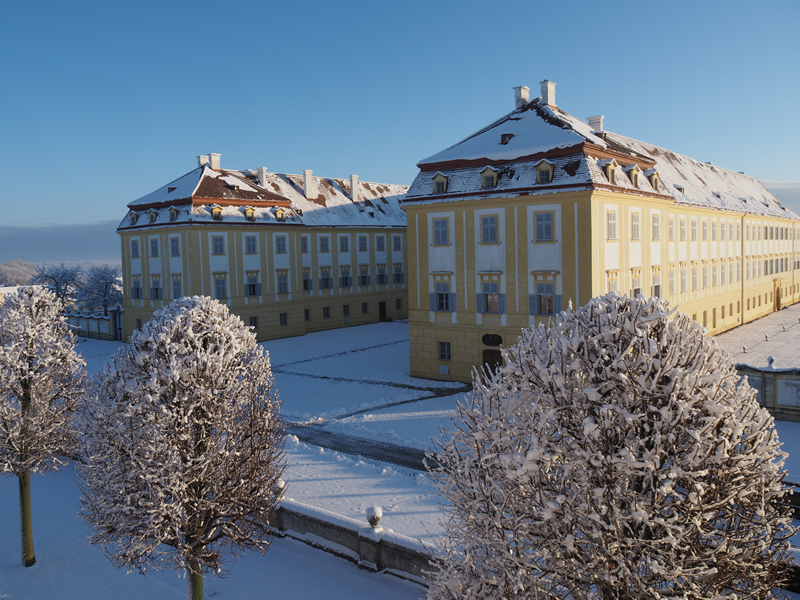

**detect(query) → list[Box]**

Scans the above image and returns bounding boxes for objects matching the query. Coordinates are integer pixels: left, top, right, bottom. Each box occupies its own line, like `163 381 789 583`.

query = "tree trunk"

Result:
187 558 203 600
19 471 35 567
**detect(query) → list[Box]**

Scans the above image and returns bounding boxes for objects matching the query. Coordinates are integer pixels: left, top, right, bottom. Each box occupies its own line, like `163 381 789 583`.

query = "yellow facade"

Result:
119 224 408 341
406 190 800 382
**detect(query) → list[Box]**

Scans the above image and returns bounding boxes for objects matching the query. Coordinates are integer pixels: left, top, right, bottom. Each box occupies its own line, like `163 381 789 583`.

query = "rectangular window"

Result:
691 220 697 241
246 275 260 297
632 275 641 297
536 212 554 242
668 218 674 241
434 282 451 311
702 221 708 241
151 280 161 302
680 268 686 293
359 266 370 286
172 279 181 299
276 236 287 254
396 298 402 310
301 236 309 254
376 265 388 285
340 267 352 288
303 271 312 291
703 266 708 289
439 341 451 361
393 235 402 252
393 264 404 284
131 278 142 299
358 235 368 252
746 224 751 240
212 236 224 255
538 169 551 184
323 306 330 318
131 239 140 258
150 238 159 258
376 236 385 252
304 309 310 321
433 219 449 245
483 174 496 188
713 265 718 287
343 304 350 316
435 180 446 194
692 267 698 291
250 316 258 329
607 211 617 240
536 283 555 315
720 222 726 241
712 222 717 241
280 313 288 325
320 236 330 252
215 277 227 300
652 274 661 298
245 236 257 255
652 214 660 240
680 219 686 241
668 270 675 295
730 263 735 283
481 215 498 244
170 237 180 257
631 213 640 241
339 236 349 253
277 272 288 294
362 302 368 314
481 282 501 313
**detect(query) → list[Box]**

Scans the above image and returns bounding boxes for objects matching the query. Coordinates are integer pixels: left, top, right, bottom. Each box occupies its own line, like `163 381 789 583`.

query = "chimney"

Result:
209 153 221 170
587 115 604 132
303 169 314 198
350 174 359 203
513 85 530 109
540 80 556 107
197 155 210 167
257 167 268 188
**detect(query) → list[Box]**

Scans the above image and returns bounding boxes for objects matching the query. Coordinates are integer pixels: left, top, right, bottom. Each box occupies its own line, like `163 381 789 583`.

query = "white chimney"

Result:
588 115 605 132
513 85 530 109
350 174 359 203
540 80 556 107
197 155 210 167
209 153 221 170
303 169 314 198
257 167 268 188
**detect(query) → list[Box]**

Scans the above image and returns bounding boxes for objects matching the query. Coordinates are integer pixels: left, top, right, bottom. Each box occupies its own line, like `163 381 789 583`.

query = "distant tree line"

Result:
0 260 122 315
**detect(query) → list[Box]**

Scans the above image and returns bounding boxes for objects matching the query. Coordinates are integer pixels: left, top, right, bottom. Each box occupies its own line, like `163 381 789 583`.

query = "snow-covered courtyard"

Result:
4 311 800 598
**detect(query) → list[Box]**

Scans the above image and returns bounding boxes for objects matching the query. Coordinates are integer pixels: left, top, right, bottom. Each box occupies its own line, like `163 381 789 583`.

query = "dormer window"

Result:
167 187 177 193
674 184 685 194
432 173 449 195
646 169 659 191
243 207 255 222
210 205 223 221
535 160 554 184
626 165 641 189
500 133 514 145
481 167 498 189
275 208 286 222
169 208 178 222
129 212 139 226
148 210 158 224
600 159 617 185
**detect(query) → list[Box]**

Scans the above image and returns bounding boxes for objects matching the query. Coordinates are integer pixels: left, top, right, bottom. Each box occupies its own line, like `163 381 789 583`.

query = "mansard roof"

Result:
407 94 797 220
121 163 408 230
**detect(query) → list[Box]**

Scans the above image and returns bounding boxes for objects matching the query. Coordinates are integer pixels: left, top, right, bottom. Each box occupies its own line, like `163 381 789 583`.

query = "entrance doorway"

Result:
482 349 503 374
379 301 387 322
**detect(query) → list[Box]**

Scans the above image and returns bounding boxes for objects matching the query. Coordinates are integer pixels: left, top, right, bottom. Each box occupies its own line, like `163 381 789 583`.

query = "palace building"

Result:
118 154 408 341
402 81 800 382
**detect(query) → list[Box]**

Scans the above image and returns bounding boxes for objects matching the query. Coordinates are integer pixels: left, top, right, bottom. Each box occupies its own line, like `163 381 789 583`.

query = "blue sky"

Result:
0 0 798 255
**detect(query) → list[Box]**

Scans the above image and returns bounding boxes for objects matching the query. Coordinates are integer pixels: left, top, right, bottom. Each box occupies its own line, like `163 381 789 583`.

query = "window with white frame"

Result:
358 235 368 252
668 270 675 295
668 218 674 241
246 236 257 254
692 266 698 291
652 273 661 298
703 265 708 288
359 265 370 286
172 278 181 299
652 214 660 240
691 220 697 241
150 238 159 258
301 236 309 254
340 266 352 288
246 274 260 296
434 282 451 311
170 237 180 257
536 283 555 314
275 235 287 254
481 215 498 244
319 236 330 252
535 212 553 242
712 222 718 241
131 239 140 258
339 236 349 253
680 267 687 293
376 236 385 252
439 341 451 361
607 211 617 240
131 277 142 299
680 219 686 241
302 269 312 290
702 221 708 241
631 213 640 240
393 235 402 251
433 219 449 245
214 276 227 300
212 236 224 255
480 282 501 313
376 264 387 285
277 271 289 294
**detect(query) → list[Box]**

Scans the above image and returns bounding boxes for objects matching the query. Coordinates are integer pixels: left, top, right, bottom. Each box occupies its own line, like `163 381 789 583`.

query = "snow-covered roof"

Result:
408 95 798 220
121 165 408 230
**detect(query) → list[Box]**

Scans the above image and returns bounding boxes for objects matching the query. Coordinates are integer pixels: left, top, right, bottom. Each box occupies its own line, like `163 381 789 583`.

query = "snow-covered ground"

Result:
715 301 800 369
0 467 423 600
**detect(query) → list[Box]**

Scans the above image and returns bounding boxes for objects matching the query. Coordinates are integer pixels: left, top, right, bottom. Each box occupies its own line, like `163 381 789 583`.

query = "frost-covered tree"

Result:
0 287 86 567
427 293 795 600
78 264 122 315
30 263 83 306
0 260 37 286
78 296 285 600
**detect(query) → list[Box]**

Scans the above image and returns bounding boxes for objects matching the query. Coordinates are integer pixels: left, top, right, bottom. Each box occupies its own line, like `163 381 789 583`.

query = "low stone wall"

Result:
272 498 433 584
738 364 800 421
65 310 122 341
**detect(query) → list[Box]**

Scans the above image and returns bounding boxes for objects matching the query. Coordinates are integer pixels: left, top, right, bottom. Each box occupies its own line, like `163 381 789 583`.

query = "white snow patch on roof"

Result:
128 167 206 207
